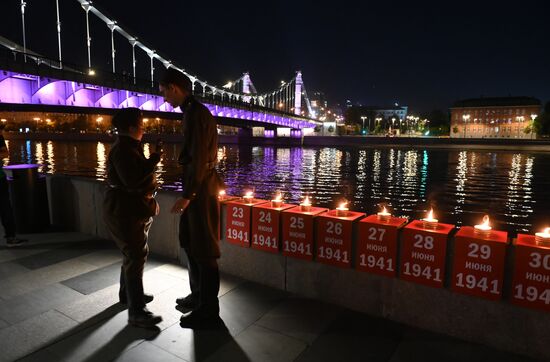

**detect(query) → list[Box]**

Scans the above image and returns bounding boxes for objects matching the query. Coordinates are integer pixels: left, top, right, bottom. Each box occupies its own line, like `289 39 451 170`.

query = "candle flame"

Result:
427 208 434 220
480 215 490 228
382 206 387 214
219 190 226 196
337 202 348 210
244 191 253 198
543 227 550 235
302 196 311 206
273 192 283 202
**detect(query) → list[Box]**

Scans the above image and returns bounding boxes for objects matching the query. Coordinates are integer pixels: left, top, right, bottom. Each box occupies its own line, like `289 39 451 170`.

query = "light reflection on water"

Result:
96 142 106 180
4 139 550 236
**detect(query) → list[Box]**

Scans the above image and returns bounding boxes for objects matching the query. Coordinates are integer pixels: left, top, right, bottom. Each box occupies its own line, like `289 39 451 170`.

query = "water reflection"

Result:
504 154 535 232
96 142 106 180
35 142 44 173
453 151 468 215
46 141 55 174
3 139 550 236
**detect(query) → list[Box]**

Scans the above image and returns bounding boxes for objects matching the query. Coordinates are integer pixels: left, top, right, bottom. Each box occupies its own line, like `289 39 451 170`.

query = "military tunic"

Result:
178 96 223 260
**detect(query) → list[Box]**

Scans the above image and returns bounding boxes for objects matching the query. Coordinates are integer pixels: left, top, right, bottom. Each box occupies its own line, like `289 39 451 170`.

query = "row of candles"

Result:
219 190 550 245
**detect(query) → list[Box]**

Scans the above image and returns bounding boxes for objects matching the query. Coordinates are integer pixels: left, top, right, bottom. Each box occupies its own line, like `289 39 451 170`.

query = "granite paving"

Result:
0 232 540 362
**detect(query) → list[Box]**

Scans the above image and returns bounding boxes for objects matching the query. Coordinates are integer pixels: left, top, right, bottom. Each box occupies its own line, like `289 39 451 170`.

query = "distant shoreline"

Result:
5 132 550 152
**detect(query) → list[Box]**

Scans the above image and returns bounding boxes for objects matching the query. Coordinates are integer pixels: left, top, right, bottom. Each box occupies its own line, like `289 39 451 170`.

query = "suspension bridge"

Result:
0 0 322 133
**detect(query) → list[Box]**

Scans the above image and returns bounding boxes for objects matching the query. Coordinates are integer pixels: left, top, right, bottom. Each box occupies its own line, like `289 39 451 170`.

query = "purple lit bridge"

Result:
0 67 319 133
0 0 322 134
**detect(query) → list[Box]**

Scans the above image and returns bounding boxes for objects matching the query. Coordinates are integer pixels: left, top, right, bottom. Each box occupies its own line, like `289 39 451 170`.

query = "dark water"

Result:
3 139 550 236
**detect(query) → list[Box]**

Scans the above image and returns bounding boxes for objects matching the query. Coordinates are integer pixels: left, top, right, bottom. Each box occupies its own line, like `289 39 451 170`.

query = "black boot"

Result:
129 307 163 328
175 294 198 312
120 293 154 305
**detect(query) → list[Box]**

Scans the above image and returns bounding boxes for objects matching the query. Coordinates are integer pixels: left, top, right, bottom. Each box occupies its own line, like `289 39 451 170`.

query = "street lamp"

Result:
462 114 470 138
33 117 40 132
375 117 382 134
530 114 537 139
516 116 524 138
360 116 367 135
96 116 103 133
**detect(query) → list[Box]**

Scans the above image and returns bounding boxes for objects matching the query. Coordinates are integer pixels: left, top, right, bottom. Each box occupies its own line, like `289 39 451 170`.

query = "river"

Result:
3 139 550 236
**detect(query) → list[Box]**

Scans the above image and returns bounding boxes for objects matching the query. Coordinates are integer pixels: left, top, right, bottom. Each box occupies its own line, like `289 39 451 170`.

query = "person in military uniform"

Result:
159 68 223 326
103 108 163 328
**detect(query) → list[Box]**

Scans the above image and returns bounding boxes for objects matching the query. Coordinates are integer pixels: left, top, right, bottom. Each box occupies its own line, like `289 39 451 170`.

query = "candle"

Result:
271 192 283 208
243 191 254 204
218 190 226 201
300 196 312 212
336 202 349 217
535 227 550 246
377 206 391 222
422 208 438 229
474 215 492 236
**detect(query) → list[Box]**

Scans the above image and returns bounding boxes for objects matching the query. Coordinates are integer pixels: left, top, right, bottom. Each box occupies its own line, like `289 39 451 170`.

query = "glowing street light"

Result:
462 114 470 138
360 116 367 134
516 116 524 138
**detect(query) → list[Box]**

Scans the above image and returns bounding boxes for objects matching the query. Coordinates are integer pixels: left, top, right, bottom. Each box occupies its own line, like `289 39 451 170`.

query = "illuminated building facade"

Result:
450 97 541 139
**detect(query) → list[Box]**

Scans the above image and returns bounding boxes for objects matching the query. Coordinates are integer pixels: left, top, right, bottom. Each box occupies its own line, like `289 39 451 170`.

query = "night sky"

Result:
1 1 549 112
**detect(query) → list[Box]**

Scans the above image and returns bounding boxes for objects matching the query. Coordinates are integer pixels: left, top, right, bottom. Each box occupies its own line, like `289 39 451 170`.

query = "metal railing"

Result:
0 47 318 124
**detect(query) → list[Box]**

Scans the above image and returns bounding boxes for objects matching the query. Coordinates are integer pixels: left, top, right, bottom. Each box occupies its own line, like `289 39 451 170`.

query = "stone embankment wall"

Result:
45 175 550 360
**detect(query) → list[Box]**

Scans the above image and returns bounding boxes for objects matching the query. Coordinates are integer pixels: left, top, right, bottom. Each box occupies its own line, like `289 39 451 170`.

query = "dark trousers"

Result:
182 246 220 314
105 215 152 314
0 177 16 238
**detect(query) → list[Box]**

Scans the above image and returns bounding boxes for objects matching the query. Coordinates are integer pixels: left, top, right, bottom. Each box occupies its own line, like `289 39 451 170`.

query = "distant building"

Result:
310 91 328 119
450 97 542 139
354 105 408 121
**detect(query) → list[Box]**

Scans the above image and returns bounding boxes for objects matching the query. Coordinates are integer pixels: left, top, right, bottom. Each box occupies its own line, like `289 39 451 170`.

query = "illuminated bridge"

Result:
0 1 321 133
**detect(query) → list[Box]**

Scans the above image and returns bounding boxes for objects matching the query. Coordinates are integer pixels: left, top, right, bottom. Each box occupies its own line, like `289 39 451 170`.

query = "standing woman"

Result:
103 108 163 328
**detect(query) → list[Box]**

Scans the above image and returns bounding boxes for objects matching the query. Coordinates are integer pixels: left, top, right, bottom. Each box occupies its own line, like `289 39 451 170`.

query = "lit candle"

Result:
300 196 312 212
422 208 438 229
336 201 349 217
535 227 550 246
243 191 254 204
474 215 492 235
377 206 391 222
271 192 283 208
218 189 226 201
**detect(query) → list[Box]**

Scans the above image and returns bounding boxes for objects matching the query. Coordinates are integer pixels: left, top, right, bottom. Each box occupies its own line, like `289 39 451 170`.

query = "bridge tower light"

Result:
294 71 303 116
